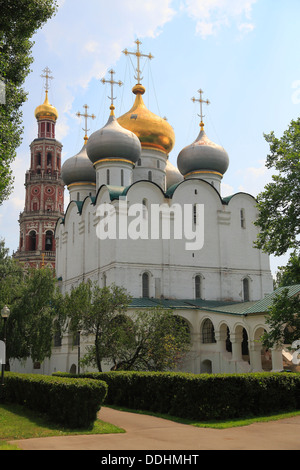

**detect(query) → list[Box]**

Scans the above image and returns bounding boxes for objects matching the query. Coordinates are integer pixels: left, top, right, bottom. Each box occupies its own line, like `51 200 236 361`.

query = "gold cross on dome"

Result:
41 67 54 92
192 89 210 131
123 39 154 84
101 69 123 114
76 104 96 144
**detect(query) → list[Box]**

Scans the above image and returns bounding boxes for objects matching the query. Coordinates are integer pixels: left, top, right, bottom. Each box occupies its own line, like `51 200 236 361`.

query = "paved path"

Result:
12 407 300 450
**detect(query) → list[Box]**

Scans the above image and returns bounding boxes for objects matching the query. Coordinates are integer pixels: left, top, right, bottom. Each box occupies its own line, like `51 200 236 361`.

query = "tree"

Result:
7 267 64 365
261 289 300 349
0 0 58 204
275 251 300 288
109 308 191 372
255 118 300 256
65 282 191 372
64 282 132 372
254 118 300 348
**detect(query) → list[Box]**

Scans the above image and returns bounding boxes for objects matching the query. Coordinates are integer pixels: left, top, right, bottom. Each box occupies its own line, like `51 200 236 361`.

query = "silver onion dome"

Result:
61 144 96 186
86 114 141 165
177 129 229 177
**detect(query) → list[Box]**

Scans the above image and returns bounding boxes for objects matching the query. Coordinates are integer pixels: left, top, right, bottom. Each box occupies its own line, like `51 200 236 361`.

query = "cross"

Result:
192 89 210 131
76 105 96 144
123 39 154 84
41 67 54 92
101 69 123 115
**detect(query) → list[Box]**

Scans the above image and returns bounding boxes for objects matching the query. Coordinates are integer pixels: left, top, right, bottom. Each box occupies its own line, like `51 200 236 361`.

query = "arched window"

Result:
47 152 52 167
148 171 152 182
137 158 141 166
142 272 150 298
29 231 37 251
107 169 110 185
243 278 250 301
195 275 201 299
45 231 53 252
36 153 41 167
121 169 124 186
202 319 216 343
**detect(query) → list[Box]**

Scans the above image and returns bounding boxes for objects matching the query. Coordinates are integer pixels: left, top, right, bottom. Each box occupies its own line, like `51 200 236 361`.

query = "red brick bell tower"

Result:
14 68 64 269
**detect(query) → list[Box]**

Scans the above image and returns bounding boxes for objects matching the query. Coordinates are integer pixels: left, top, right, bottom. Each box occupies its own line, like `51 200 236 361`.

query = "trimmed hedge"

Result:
1 372 108 428
54 371 300 421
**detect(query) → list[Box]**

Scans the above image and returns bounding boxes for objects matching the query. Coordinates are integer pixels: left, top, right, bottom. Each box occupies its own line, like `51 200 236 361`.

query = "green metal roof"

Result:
129 286 300 316
241 284 300 314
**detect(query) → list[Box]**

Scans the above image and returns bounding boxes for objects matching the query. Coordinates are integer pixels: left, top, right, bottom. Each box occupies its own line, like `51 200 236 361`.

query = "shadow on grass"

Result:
0 403 125 442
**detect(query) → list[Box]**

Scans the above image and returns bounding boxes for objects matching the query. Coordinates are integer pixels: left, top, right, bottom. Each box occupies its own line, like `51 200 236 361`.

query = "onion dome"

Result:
86 106 141 166
34 91 58 121
165 159 183 189
117 84 175 155
61 143 96 187
177 128 229 178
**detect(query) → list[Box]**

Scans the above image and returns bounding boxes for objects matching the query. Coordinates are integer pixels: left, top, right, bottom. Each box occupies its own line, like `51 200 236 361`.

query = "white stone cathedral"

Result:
13 42 287 375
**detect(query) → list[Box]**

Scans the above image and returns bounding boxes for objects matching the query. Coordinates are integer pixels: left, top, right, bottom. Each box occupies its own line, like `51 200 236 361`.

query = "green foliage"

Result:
9 267 64 363
64 281 132 372
55 371 300 421
0 0 58 204
255 117 300 256
275 251 300 288
262 289 300 348
2 372 107 428
64 281 190 372
108 309 191 372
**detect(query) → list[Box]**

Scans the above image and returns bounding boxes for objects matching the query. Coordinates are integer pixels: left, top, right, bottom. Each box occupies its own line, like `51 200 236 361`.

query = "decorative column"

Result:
249 341 263 372
230 332 243 362
271 347 283 372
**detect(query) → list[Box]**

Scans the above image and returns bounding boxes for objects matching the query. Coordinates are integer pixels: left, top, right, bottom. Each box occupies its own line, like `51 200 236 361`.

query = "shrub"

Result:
2 372 108 428
54 371 300 421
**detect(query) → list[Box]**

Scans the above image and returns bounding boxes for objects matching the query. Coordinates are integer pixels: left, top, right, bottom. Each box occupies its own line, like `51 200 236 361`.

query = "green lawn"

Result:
0 403 125 450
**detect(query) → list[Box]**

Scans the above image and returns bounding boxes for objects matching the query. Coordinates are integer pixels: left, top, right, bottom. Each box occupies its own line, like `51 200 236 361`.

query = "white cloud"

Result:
236 159 273 197
183 0 258 37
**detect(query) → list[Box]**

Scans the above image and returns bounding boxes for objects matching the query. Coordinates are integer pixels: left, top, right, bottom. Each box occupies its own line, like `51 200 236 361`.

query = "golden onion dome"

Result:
34 91 58 121
117 84 175 155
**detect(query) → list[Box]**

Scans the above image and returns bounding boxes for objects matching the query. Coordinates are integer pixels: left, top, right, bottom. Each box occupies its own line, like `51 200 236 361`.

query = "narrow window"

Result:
47 152 52 167
243 278 250 301
148 171 152 182
157 160 160 169
195 275 201 299
29 231 37 251
240 209 246 228
142 198 148 219
45 231 53 251
142 272 149 298
103 273 107 288
36 153 41 167
193 204 197 224
137 158 141 166
107 169 110 185
121 169 124 186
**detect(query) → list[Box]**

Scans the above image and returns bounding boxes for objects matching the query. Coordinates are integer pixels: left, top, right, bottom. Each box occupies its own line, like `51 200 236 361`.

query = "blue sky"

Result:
1 0 300 276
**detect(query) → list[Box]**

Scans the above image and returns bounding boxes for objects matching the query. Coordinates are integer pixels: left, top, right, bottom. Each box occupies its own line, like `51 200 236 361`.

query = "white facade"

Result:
11 68 284 376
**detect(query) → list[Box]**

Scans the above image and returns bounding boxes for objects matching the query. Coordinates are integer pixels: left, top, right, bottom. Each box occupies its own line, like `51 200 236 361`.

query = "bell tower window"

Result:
45 231 54 251
29 231 37 251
